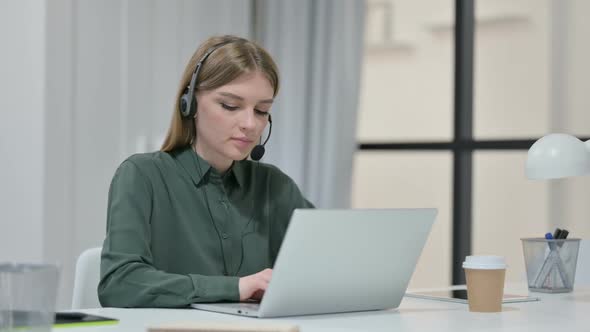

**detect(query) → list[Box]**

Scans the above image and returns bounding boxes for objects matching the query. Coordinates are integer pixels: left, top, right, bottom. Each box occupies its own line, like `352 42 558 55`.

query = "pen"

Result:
555 229 571 288
534 232 555 287
545 232 555 251
538 228 571 289
534 229 571 289
556 229 569 248
553 228 562 240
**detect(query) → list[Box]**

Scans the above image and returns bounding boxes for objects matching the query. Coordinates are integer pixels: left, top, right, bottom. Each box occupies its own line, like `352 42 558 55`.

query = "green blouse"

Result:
98 147 314 308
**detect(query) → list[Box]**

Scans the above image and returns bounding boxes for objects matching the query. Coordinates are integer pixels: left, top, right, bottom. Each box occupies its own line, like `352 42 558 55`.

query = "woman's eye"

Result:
255 109 269 116
221 103 239 111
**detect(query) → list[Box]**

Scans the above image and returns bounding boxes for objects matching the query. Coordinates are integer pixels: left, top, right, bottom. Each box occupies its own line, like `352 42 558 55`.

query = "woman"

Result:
98 35 314 308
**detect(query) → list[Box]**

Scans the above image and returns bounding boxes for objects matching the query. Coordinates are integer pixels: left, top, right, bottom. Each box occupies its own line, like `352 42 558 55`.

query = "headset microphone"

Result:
250 114 272 161
250 146 265 161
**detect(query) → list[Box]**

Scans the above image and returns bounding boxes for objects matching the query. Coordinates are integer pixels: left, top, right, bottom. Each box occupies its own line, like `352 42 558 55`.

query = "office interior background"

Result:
1 0 589 309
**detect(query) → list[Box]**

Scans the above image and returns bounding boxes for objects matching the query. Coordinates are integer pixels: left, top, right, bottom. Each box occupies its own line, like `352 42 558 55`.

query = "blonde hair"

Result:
161 35 280 152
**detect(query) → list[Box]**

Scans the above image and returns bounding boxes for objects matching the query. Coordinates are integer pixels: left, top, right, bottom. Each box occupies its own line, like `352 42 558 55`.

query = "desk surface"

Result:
62 286 589 332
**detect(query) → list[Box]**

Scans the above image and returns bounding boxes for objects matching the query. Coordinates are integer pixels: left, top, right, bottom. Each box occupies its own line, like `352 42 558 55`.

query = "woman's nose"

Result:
239 109 257 130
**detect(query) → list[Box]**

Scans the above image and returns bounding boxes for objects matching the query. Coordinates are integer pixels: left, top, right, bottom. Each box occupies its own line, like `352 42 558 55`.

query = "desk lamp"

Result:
526 133 590 179
524 133 588 292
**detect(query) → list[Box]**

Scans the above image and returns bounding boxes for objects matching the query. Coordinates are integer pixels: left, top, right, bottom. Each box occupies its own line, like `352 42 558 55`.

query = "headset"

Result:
179 41 272 161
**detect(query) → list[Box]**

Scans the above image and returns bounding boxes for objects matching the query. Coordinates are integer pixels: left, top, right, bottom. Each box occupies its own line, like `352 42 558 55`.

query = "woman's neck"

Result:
192 143 232 174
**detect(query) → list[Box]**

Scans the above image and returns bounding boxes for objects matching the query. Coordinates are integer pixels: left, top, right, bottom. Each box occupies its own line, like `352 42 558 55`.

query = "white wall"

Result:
562 0 590 136
0 0 46 263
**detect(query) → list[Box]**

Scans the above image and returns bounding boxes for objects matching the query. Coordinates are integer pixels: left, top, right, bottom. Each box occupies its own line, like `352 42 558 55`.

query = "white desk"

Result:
63 286 589 332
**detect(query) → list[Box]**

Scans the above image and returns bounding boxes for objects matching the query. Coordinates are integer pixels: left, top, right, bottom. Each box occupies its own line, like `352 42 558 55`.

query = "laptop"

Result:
191 208 437 318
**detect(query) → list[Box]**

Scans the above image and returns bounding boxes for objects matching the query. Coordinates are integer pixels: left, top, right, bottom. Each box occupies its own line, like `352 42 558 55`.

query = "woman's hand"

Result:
238 268 273 301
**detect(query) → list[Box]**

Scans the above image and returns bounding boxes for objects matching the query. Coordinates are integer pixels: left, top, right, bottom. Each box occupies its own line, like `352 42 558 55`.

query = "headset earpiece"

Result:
179 91 192 118
179 42 228 119
180 62 200 119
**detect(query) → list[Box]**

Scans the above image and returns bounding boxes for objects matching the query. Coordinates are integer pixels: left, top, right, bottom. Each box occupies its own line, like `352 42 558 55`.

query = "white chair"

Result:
575 240 590 285
71 247 102 309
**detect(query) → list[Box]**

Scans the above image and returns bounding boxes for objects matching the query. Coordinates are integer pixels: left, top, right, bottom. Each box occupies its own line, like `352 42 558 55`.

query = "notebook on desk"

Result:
191 208 437 318
405 288 539 304
54 311 118 327
7 311 117 329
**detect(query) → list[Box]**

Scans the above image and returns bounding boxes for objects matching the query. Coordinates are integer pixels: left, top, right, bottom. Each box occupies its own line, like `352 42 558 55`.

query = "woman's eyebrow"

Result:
218 92 274 104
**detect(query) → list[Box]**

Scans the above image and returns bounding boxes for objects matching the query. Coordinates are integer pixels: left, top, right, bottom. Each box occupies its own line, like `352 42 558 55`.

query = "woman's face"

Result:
194 71 274 170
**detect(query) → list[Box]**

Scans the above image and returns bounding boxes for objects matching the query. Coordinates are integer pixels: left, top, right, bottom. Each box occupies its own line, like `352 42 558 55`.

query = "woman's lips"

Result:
231 137 254 148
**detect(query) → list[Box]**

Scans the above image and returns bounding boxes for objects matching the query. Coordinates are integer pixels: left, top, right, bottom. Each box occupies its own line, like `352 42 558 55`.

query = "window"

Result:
355 0 590 286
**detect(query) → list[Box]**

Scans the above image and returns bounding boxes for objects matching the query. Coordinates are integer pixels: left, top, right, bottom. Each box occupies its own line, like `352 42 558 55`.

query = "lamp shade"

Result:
526 133 590 179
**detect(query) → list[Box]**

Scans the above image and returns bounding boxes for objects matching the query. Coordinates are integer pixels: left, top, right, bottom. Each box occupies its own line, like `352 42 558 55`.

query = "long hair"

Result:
161 35 280 152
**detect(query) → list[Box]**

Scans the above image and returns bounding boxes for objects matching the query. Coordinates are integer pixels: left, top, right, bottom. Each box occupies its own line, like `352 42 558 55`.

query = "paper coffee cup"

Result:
463 256 506 313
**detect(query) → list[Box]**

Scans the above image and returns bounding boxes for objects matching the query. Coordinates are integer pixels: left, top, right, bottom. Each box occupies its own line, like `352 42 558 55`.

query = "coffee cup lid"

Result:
462 255 507 269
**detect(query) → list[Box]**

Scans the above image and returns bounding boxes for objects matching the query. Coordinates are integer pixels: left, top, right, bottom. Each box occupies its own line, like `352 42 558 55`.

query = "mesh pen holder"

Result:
521 238 580 293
